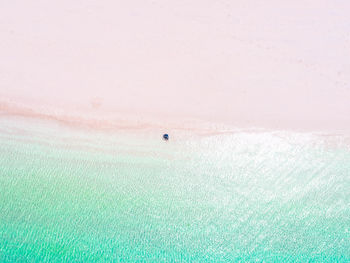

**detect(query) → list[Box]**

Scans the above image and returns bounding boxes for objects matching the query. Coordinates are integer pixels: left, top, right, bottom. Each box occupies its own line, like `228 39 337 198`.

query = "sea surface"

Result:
0 116 349 262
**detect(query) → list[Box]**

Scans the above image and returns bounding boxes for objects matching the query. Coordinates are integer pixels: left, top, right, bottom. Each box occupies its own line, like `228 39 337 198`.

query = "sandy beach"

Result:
1 1 350 133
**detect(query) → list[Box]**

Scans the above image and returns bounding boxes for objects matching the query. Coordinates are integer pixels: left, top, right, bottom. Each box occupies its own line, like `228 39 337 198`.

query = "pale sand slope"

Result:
1 1 350 132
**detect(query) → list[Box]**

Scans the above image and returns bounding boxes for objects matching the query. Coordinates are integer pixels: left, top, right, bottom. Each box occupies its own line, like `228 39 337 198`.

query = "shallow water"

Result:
0 116 349 262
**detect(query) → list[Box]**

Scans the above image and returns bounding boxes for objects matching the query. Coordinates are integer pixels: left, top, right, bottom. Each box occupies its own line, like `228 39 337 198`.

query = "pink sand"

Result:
1 1 350 132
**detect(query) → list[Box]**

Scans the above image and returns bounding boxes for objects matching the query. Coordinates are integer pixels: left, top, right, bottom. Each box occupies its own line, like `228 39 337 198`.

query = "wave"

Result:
0 98 235 135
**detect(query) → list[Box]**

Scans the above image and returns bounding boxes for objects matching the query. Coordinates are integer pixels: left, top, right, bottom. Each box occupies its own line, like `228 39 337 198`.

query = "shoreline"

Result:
1 96 350 137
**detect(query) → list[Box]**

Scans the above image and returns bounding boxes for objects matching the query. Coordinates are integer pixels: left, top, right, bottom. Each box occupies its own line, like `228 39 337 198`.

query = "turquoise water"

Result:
0 116 349 262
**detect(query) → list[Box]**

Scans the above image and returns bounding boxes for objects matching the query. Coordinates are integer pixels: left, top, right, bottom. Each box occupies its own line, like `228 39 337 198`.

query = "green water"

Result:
0 116 349 262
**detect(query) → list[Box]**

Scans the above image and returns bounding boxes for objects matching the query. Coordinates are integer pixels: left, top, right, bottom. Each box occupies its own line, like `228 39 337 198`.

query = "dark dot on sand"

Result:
163 134 169 141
